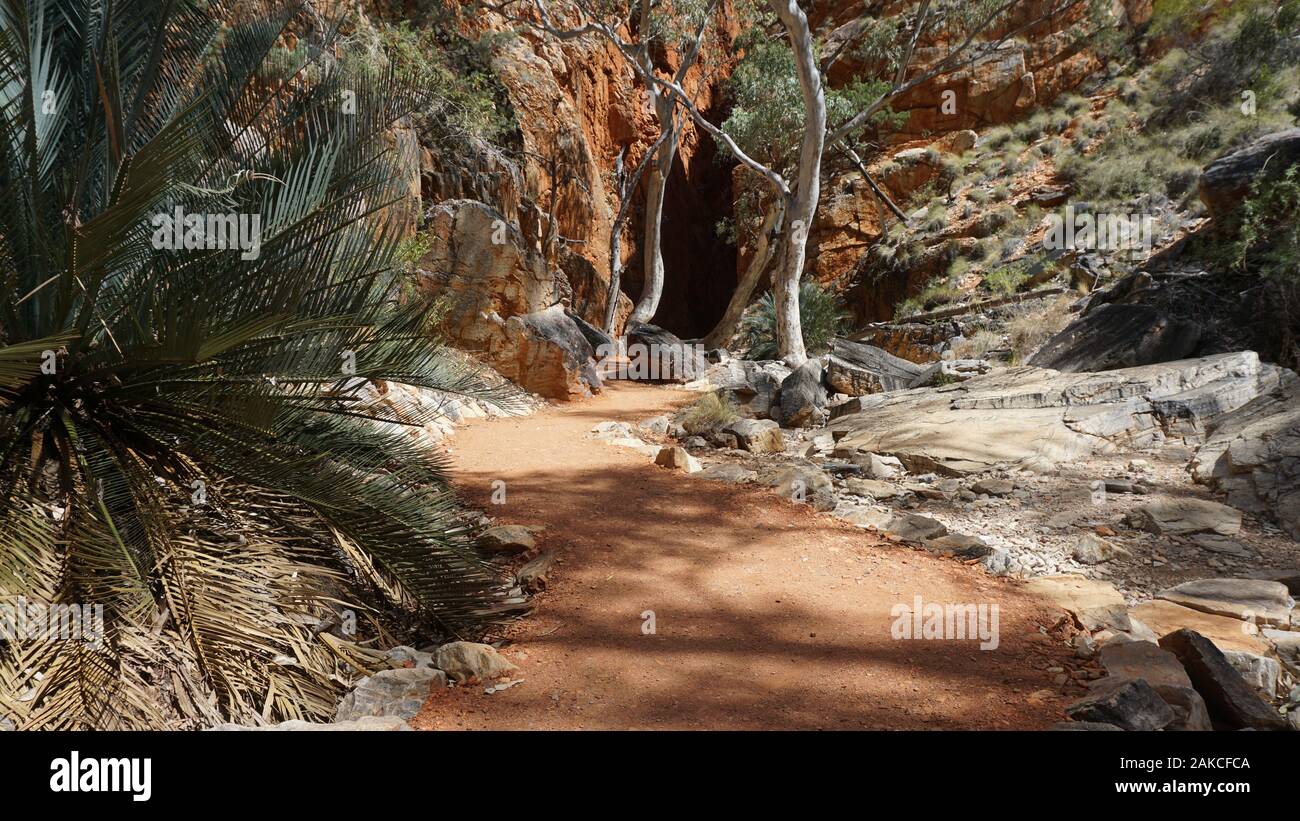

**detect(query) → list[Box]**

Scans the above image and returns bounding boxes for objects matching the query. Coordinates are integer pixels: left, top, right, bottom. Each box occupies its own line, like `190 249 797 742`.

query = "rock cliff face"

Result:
402 0 1163 385
438 2 743 338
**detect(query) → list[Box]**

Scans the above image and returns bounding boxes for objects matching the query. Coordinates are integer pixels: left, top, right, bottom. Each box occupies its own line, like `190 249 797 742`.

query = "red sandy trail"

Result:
413 382 1074 730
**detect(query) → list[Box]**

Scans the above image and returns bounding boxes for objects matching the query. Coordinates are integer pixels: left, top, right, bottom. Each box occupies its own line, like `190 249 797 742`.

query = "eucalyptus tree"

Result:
0 0 517 729
662 0 1095 363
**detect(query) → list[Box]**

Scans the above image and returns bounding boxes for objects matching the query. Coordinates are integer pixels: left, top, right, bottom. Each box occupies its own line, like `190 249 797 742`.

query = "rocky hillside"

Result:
368 1 1293 395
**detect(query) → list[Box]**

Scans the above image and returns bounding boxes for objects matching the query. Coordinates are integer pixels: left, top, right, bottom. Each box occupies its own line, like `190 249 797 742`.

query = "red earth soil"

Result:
413 382 1076 730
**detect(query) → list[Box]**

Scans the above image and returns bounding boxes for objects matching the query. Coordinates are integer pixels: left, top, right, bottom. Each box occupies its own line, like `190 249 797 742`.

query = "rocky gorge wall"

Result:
397 0 1166 383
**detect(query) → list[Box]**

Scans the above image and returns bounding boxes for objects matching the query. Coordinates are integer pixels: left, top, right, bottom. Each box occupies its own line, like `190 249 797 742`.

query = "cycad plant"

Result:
0 0 517 729
739 280 848 361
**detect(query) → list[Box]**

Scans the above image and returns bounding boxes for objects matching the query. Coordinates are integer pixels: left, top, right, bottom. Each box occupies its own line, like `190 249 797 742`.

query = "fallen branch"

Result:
853 287 1071 332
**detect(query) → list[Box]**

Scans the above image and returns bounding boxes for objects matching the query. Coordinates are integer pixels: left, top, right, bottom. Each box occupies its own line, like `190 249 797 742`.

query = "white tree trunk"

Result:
769 0 826 366
629 112 679 324
702 199 784 350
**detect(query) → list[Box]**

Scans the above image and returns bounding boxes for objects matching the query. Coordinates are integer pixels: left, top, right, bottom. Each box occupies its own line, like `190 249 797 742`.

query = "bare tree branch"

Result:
652 75 792 198
840 141 906 222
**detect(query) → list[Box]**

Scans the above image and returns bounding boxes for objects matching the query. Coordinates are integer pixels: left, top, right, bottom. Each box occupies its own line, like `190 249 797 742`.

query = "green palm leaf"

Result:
0 0 524 729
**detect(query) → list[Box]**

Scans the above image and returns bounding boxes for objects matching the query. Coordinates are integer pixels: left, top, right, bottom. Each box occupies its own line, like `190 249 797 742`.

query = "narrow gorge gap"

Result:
620 119 739 340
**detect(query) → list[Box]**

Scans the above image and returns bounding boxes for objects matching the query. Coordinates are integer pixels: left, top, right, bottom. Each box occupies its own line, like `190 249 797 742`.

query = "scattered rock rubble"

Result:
207 640 521 731
575 344 1300 730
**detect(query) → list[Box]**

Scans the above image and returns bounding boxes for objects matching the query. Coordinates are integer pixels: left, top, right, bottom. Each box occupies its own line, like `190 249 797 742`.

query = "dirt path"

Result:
414 382 1077 730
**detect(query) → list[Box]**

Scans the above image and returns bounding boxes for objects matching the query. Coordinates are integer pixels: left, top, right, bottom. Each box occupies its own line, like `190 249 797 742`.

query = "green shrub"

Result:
680 392 740 433
983 265 1030 295
922 203 949 232
1059 93 1090 115
984 126 1015 149
1216 164 1300 281
740 281 850 360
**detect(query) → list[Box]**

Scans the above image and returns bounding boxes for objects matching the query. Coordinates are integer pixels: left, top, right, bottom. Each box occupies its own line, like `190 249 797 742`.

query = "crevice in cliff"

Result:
620 119 738 339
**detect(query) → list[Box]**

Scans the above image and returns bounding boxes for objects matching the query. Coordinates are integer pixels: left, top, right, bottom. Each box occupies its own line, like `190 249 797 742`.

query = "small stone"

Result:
478 525 536 555
639 415 671 435
971 478 1014 497
697 463 758 483
838 507 947 541
435 642 519 684
1073 532 1128 565
843 478 900 500
654 445 702 473
924 532 991 558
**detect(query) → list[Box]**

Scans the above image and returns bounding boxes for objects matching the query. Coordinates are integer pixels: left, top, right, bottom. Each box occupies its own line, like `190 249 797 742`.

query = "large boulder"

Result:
483 306 603 400
827 352 1278 476
1198 128 1300 219
1158 629 1288 730
779 359 829 427
1029 303 1201 373
1128 600 1273 657
1155 578 1294 628
566 308 615 353
557 249 632 334
1022 575 1130 632
827 339 925 396
1126 498 1242 537
623 322 704 383
1098 641 1193 690
1191 371 1300 539
722 418 785 454
1064 677 1176 731
1097 641 1215 729
700 359 792 418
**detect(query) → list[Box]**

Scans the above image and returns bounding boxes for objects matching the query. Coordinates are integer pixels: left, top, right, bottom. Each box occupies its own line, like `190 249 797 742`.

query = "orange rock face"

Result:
448 2 741 336
416 1 1143 336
